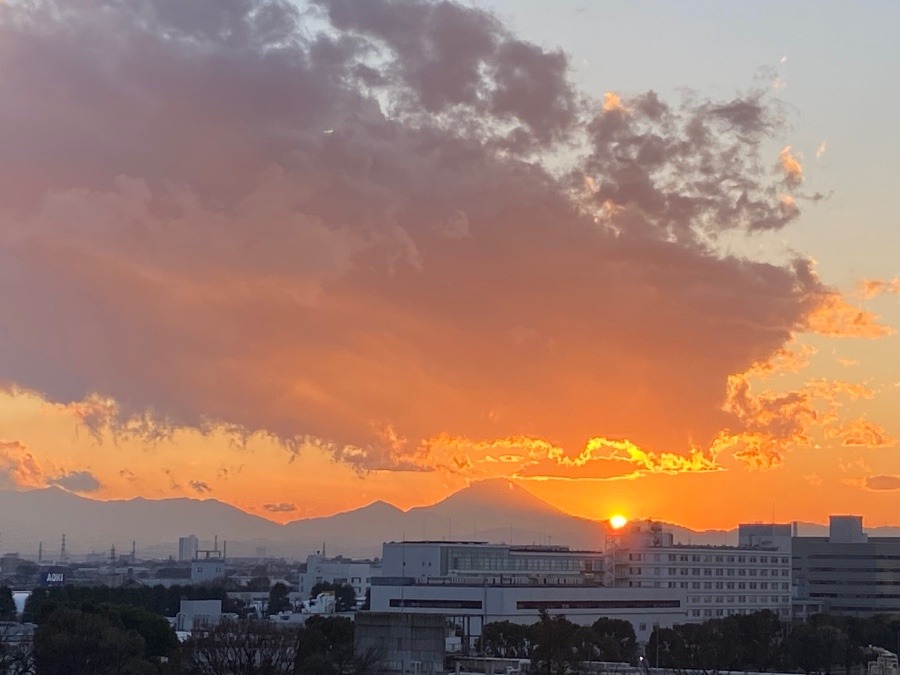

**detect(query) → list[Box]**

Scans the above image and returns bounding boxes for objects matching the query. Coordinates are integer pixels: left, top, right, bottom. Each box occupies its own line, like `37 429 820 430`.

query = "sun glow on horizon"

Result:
610 514 628 529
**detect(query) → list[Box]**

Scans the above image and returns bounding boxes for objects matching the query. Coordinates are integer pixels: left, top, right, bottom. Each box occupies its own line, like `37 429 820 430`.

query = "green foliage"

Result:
25 584 229 622
0 586 16 621
592 616 637 662
176 615 376 675
528 611 583 674
645 610 900 673
248 575 271 591
268 582 292 614
34 607 157 675
481 620 531 658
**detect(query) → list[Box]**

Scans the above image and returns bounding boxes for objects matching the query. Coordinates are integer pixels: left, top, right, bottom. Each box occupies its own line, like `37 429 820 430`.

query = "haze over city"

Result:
1 0 898 533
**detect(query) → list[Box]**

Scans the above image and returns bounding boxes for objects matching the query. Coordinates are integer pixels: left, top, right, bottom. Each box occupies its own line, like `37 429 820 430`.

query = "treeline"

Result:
649 611 900 673
7 585 381 674
480 610 900 673
24 585 239 621
480 613 639 669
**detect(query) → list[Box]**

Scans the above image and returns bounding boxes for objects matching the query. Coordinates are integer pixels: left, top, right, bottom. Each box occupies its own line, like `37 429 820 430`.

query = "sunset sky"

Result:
0 0 897 530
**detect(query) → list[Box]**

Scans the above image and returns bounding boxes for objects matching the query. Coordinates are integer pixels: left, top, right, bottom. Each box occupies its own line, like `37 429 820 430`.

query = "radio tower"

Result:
60 534 67 563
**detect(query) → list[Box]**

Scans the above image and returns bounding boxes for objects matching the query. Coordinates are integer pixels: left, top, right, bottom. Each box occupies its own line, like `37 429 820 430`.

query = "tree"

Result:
177 618 297 675
176 616 380 675
310 582 357 612
248 576 271 591
114 604 179 660
0 621 36 675
0 586 16 621
481 620 530 658
529 611 581 674
268 582 292 614
592 617 637 662
33 607 155 675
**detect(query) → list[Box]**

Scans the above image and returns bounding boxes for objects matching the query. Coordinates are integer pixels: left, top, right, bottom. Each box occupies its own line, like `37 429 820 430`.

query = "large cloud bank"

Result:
0 0 872 477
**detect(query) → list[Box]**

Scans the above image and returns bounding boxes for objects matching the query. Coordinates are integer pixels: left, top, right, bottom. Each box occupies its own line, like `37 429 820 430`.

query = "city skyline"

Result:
0 0 898 530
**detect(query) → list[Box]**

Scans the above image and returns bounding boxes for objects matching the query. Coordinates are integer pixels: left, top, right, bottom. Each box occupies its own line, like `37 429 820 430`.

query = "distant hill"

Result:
1 481 897 561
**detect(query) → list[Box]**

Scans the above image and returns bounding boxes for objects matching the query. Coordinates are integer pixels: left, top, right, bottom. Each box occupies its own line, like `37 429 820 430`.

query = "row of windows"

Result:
389 598 482 609
687 595 790 604
806 567 900 574
810 592 900 600
806 554 900 561
517 599 681 610
808 579 900 586
627 566 788 578
449 553 591 572
629 581 789 592
628 553 789 565
691 608 791 618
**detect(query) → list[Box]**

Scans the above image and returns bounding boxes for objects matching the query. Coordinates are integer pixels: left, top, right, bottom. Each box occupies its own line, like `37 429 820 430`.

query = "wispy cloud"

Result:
189 480 212 494
262 502 297 513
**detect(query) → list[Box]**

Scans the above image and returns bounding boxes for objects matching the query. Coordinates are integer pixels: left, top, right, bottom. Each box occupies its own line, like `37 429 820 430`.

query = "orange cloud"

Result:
825 417 896 448
858 278 900 299
0 439 46 489
602 92 624 112
778 145 803 186
804 293 892 338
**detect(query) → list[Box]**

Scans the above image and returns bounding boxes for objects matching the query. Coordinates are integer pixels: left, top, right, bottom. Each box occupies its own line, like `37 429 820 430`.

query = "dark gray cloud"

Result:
189 480 213 494
866 475 900 491
49 470 102 493
262 502 297 512
0 0 831 473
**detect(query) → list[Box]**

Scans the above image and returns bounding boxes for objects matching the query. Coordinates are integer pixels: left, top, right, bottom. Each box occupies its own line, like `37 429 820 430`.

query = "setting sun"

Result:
610 515 628 529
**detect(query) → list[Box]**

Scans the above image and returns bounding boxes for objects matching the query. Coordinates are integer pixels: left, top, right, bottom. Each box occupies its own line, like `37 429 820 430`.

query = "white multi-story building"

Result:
371 541 687 643
611 522 793 621
299 553 382 601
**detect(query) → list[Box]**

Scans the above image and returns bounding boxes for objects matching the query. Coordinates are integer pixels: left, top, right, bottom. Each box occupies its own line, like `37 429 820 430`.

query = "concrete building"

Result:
382 541 607 585
354 612 449 675
191 554 226 584
178 535 199 563
175 599 232 632
299 552 382 601
371 541 686 644
610 522 793 621
792 515 900 617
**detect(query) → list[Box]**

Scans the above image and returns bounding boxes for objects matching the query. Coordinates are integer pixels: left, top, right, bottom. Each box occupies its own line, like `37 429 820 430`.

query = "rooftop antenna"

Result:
223 540 227 561
214 534 218 552
38 541 43 562
132 541 136 562
60 534 67 563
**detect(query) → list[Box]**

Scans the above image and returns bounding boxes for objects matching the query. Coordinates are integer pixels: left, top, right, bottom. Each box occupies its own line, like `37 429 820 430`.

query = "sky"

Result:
0 0 897 530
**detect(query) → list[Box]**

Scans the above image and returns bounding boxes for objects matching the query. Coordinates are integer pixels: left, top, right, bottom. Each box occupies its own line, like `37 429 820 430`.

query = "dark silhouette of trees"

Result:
480 620 530 658
0 621 36 674
34 607 155 675
176 615 380 675
0 586 16 621
592 617 637 662
309 582 357 612
267 583 292 615
528 611 582 674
